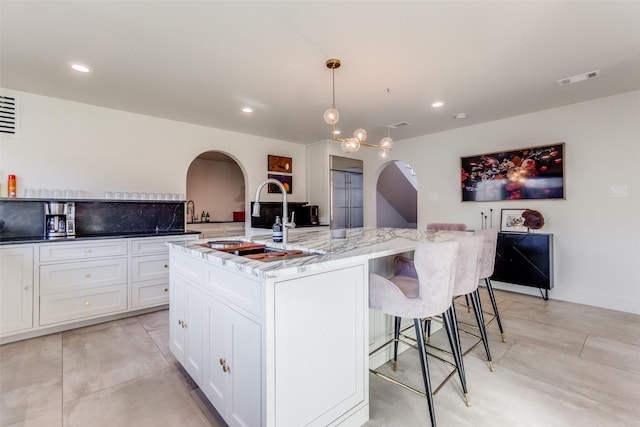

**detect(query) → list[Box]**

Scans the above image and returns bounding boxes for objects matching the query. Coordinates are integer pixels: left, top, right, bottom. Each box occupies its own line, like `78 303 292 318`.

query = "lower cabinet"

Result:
169 273 203 384
0 246 34 335
202 294 261 427
1 234 198 343
169 248 369 427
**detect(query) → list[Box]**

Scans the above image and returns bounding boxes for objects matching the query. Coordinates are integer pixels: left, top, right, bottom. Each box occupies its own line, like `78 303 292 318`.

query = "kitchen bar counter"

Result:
167 227 446 427
168 227 432 279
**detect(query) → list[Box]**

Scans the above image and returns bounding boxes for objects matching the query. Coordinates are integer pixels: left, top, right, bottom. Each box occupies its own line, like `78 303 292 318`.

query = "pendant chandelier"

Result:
323 59 394 159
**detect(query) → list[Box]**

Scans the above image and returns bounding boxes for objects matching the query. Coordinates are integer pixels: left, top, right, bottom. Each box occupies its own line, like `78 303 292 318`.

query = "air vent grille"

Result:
387 121 411 129
0 94 19 136
557 70 600 86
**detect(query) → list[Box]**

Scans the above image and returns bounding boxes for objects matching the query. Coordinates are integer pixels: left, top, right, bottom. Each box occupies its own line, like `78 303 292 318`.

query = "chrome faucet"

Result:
186 200 195 223
252 179 295 243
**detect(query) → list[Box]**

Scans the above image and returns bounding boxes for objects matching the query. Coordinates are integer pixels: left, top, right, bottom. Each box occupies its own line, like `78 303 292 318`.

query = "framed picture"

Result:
500 209 528 232
268 155 292 173
461 143 564 202
268 173 292 194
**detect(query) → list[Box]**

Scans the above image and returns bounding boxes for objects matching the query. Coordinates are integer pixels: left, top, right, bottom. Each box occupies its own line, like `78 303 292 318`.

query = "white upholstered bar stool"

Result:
369 240 461 427
437 235 495 372
473 228 505 342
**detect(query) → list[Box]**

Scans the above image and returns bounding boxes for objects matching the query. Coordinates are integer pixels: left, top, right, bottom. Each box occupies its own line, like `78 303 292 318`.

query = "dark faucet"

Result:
186 200 195 223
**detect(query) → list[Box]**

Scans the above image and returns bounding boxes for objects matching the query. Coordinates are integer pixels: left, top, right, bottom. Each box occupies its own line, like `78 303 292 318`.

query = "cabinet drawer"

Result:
40 258 127 294
131 279 169 308
171 252 204 284
40 241 128 262
131 254 169 282
204 265 261 315
131 238 170 255
39 284 128 325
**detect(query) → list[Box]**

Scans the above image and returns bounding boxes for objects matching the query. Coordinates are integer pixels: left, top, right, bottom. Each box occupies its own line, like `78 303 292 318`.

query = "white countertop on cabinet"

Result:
166 227 458 279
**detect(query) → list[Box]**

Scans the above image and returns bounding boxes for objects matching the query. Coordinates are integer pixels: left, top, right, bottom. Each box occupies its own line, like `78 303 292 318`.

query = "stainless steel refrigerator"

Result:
330 156 363 229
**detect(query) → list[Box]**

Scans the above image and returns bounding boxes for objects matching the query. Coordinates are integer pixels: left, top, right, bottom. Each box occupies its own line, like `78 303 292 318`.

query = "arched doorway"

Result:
375 160 417 228
186 151 245 224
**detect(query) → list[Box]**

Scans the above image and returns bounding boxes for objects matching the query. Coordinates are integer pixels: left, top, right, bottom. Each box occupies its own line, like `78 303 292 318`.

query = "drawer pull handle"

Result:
84 300 90 306
84 273 91 278
163 288 169 292
84 249 92 253
178 319 184 327
24 285 31 291
219 358 230 373
164 264 169 268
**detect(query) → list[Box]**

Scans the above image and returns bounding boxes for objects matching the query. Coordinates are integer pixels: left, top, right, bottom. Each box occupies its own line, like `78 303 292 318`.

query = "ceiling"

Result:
2 1 639 146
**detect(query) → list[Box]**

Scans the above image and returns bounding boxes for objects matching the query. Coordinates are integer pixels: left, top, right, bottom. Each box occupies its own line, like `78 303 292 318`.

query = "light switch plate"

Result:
610 185 628 197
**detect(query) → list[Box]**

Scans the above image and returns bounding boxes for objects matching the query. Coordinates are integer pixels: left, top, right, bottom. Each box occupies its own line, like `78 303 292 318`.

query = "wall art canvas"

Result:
461 143 565 202
267 173 292 194
268 155 293 173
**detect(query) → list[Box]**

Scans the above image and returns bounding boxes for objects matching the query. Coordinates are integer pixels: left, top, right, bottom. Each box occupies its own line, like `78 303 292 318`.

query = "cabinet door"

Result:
226 305 261 427
202 295 227 411
202 294 261 427
169 274 186 363
0 246 34 335
183 280 203 384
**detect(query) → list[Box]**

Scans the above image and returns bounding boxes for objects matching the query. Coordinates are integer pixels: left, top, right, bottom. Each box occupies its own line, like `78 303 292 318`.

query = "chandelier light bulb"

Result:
378 149 390 160
353 128 367 142
379 136 394 150
324 108 339 125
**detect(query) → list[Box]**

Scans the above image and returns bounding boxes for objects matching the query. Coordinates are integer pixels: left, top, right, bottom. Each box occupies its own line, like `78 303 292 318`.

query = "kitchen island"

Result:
167 227 434 427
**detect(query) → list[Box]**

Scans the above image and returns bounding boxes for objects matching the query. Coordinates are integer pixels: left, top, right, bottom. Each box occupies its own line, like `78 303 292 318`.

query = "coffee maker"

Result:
45 202 75 238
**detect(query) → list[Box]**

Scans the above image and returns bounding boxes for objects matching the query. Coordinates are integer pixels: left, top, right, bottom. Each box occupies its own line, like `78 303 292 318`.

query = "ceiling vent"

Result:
557 70 600 86
0 94 20 136
387 121 411 129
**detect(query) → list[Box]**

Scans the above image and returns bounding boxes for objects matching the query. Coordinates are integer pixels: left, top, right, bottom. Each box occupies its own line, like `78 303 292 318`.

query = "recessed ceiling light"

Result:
241 107 253 113
68 62 92 73
454 113 468 119
431 101 444 108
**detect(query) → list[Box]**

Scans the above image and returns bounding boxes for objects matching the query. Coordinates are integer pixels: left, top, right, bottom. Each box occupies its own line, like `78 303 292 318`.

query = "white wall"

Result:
0 89 307 230
363 91 640 314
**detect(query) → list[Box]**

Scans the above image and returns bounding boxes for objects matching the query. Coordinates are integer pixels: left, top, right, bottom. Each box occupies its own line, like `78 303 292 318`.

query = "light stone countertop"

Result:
167 227 461 280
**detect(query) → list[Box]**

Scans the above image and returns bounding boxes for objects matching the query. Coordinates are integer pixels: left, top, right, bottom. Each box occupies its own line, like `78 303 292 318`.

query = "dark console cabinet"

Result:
491 232 554 299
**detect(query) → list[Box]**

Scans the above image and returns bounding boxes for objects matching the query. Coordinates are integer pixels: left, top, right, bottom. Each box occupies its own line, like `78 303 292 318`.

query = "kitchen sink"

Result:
240 246 326 262
200 240 325 261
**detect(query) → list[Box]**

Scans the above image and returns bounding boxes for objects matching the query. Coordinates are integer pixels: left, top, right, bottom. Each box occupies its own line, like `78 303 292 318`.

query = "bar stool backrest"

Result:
473 228 499 280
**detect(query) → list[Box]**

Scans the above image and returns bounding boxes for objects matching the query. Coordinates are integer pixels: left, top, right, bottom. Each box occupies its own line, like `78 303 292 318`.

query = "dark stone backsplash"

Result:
0 199 184 240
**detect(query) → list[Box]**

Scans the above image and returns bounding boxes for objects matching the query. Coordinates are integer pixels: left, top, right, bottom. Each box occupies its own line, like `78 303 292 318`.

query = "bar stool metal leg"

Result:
414 319 437 427
470 289 494 371
442 306 470 406
485 277 506 342
393 316 401 371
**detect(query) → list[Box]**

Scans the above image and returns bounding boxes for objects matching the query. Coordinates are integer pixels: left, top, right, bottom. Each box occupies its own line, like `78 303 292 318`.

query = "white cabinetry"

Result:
169 245 369 427
1 234 198 344
130 237 174 308
203 294 261 427
269 264 367 427
186 222 245 239
202 264 262 427
170 272 203 384
39 241 128 325
0 246 34 335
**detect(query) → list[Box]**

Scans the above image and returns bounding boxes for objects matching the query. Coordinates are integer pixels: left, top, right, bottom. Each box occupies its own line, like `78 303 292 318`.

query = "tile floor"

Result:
1 289 639 427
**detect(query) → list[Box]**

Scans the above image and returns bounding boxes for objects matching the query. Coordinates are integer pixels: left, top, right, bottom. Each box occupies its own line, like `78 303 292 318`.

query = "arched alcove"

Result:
186 151 246 223
375 160 418 228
